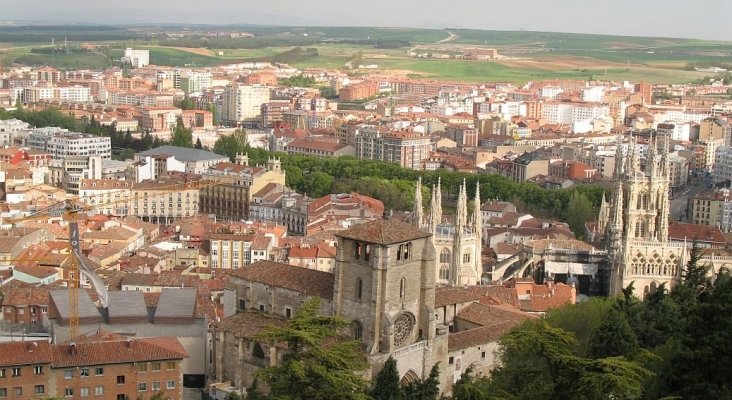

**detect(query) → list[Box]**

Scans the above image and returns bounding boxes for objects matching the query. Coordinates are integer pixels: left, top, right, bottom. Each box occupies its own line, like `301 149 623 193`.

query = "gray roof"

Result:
155 288 196 320
107 291 148 319
50 289 99 320
136 145 228 162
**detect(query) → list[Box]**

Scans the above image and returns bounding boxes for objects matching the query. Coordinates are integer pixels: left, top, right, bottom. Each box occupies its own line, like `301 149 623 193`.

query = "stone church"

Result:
210 217 531 395
596 133 732 297
413 177 483 286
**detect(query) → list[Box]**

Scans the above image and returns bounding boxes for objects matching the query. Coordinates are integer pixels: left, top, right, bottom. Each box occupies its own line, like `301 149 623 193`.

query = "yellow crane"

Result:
5 177 223 339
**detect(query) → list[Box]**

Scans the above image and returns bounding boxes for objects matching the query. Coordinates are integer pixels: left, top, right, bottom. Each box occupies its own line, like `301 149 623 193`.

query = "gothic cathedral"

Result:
412 178 483 286
597 133 686 297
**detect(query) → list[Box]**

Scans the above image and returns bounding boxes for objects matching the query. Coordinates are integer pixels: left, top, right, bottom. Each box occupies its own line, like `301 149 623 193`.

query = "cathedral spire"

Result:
413 177 424 228
613 134 624 179
456 179 468 232
430 178 442 230
474 180 483 246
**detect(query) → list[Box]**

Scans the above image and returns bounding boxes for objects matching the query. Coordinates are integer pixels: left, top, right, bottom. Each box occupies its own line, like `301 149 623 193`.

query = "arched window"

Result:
354 243 361 259
439 265 450 281
356 278 363 300
397 245 403 261
440 248 451 264
399 278 406 299
463 252 471 264
252 343 265 360
404 243 411 260
352 321 363 340
365 245 371 262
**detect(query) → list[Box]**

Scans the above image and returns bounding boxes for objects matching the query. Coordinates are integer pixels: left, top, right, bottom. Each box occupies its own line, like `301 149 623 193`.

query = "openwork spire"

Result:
413 177 424 228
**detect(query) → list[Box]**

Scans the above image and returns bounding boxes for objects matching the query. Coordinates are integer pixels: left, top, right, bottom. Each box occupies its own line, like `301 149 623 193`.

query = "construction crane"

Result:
4 177 223 338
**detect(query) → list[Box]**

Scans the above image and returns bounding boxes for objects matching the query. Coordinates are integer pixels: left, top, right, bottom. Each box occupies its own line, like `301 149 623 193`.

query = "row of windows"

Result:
137 361 176 372
64 367 104 378
0 366 42 377
0 385 44 397
63 386 104 397
138 380 176 391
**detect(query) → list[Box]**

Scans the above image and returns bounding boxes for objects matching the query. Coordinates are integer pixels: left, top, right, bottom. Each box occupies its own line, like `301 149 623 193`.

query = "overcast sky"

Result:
4 0 731 40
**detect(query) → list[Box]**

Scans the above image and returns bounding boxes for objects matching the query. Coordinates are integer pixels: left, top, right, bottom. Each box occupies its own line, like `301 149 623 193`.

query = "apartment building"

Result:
208 232 273 270
79 179 133 215
140 107 183 132
59 155 103 195
129 176 201 224
221 84 270 124
260 101 293 127
180 71 213 95
339 82 379 101
444 124 478 147
46 134 112 160
122 48 150 68
382 131 433 170
199 155 286 221
0 334 186 400
108 91 175 107
285 137 355 158
699 117 731 144
687 189 732 232
510 151 550 182
14 85 91 103
541 101 609 125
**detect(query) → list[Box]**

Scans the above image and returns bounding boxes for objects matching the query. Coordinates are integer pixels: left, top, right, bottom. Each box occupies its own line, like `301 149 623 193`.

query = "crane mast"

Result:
66 201 81 339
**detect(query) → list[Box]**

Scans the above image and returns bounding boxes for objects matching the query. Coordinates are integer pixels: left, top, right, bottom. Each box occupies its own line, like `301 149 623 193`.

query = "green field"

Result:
1 25 730 84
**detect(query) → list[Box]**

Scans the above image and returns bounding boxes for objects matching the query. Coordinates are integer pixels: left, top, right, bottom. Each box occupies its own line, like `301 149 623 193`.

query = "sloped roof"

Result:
137 145 227 162
51 336 187 367
230 260 334 299
0 341 53 366
155 288 197 320
214 311 288 339
335 218 430 245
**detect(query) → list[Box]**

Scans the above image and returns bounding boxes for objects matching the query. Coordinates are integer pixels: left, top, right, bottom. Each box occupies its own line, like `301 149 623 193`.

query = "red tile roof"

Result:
229 260 334 299
51 336 187 367
0 341 53 366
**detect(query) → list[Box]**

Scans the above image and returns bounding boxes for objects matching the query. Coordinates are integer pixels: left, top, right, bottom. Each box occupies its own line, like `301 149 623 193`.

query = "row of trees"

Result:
3 107 603 233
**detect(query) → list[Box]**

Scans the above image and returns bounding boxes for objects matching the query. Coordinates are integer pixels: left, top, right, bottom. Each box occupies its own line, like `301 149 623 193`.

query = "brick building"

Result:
0 333 187 400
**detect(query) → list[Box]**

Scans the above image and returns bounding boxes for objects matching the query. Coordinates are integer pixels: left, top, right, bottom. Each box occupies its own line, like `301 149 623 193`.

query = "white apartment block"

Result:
714 146 732 183
542 102 609 125
656 122 692 141
540 86 563 99
581 86 605 102
477 101 526 120
222 84 271 124
122 48 150 68
180 71 213 94
108 91 175 107
13 86 91 103
47 134 112 160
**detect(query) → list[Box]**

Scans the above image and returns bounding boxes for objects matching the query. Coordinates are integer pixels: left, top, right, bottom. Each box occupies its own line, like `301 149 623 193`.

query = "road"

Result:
408 30 459 54
670 174 711 222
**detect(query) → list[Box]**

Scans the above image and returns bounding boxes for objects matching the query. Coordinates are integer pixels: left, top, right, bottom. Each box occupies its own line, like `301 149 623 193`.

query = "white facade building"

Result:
46 134 112 160
222 84 271 124
122 48 150 68
581 86 605 102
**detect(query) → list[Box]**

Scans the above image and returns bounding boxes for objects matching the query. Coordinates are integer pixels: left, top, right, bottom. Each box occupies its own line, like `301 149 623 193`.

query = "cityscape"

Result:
0 2 732 399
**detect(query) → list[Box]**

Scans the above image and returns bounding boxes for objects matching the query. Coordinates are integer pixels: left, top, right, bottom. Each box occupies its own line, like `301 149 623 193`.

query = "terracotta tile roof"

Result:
668 222 726 245
1 287 49 306
0 341 54 366
51 336 187 367
230 260 334 299
334 218 431 245
13 265 59 280
435 285 519 308
213 311 288 339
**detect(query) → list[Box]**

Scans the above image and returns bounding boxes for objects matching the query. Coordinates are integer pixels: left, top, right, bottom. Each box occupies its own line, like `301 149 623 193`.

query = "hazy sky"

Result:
3 0 732 40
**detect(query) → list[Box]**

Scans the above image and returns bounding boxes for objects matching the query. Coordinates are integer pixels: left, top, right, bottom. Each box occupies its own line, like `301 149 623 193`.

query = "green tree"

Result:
170 117 193 148
545 297 614 357
588 309 639 359
370 357 400 400
447 367 490 400
254 297 369 400
664 270 732 399
487 320 651 400
564 191 593 238
213 130 248 162
401 364 440 400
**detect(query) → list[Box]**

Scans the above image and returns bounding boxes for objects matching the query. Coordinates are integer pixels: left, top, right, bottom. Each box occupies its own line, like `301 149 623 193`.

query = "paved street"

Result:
670 174 712 222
